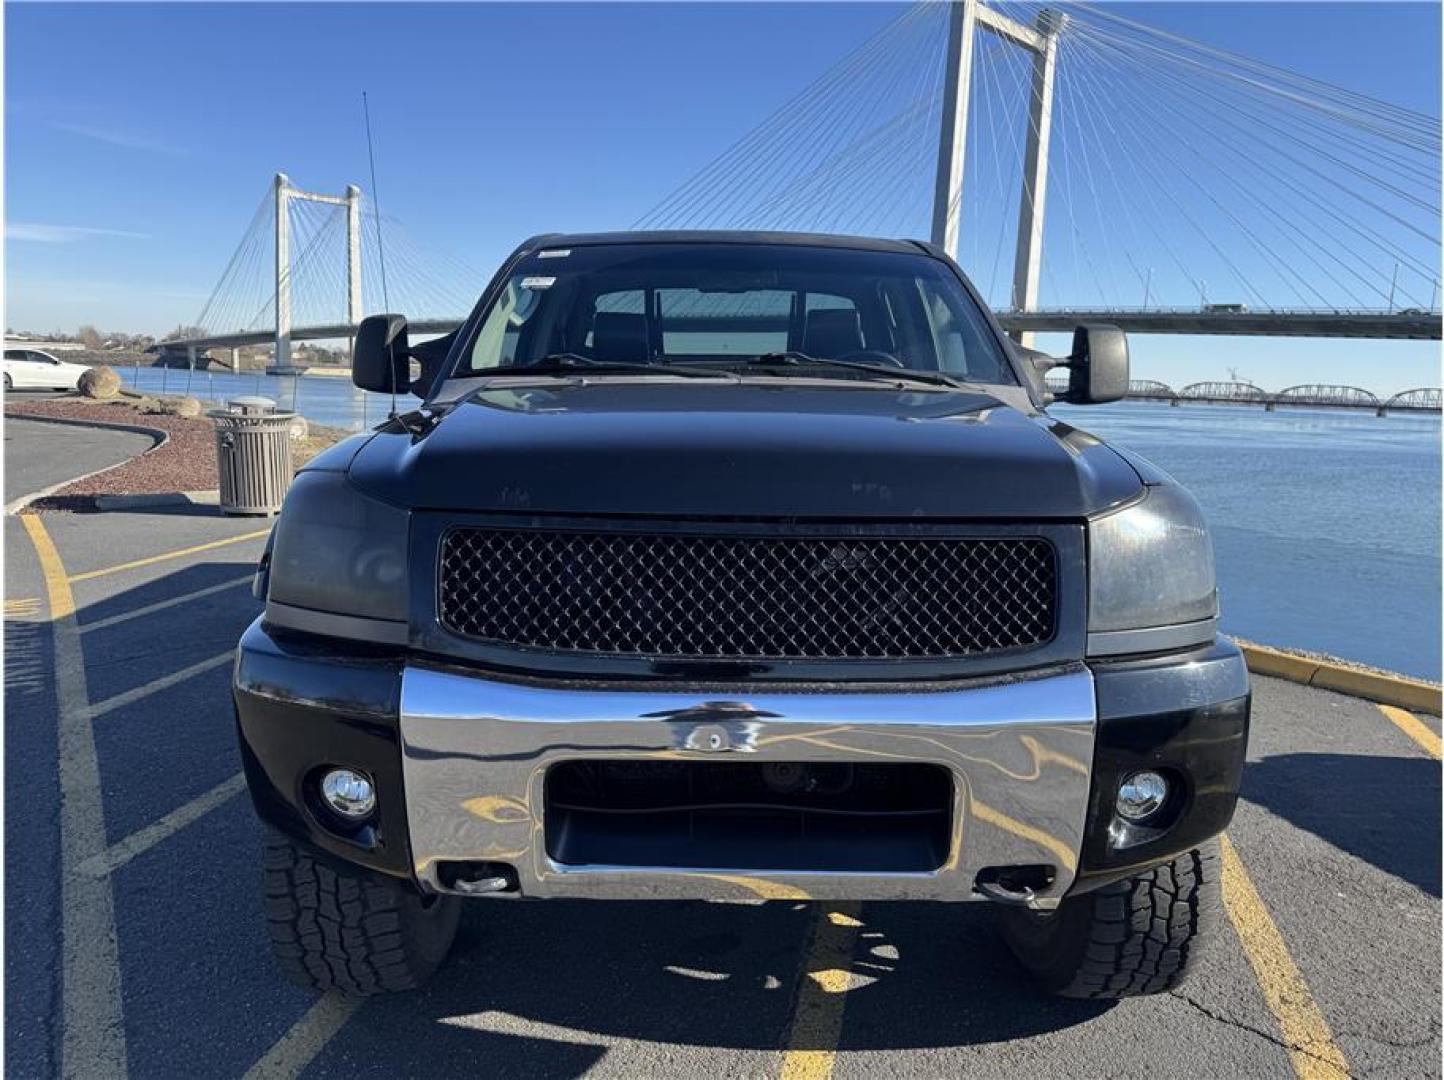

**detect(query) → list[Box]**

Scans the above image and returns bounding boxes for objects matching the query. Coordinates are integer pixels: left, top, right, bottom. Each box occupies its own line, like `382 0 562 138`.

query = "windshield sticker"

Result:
537 249 571 258
521 276 557 290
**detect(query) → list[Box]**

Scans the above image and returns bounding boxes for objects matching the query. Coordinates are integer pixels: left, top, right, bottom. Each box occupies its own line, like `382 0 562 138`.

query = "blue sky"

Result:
5 2 1440 393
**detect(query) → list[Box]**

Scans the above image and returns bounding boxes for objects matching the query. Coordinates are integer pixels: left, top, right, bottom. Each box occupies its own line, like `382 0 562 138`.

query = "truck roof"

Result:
522 230 933 255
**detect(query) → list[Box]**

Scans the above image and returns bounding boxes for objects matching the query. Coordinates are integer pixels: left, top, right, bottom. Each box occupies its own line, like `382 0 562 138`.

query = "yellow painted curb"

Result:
1236 640 1442 716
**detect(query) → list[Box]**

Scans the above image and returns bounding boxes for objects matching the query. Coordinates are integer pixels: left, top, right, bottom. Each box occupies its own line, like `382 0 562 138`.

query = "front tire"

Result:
261 830 461 996
999 841 1220 998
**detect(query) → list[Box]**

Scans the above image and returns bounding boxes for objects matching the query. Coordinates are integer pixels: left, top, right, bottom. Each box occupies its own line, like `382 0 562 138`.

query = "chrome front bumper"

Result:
399 663 1096 905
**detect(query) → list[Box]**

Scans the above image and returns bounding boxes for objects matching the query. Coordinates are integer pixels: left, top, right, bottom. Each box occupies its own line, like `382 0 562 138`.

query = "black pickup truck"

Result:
235 231 1249 999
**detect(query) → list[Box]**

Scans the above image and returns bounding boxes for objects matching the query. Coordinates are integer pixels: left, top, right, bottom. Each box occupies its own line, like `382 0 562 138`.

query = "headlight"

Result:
1087 484 1217 655
265 470 409 640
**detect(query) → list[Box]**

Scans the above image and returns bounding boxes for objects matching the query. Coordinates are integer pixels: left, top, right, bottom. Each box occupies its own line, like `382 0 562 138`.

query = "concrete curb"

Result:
1237 639 1442 715
92 491 219 512
4 412 170 515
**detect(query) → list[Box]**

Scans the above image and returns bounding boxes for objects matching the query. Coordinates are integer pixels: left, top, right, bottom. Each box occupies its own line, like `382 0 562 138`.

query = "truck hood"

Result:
347 381 1143 519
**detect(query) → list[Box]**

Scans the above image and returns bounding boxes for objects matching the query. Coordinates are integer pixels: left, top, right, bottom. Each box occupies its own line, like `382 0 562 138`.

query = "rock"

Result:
138 395 203 418
287 415 309 441
78 366 121 400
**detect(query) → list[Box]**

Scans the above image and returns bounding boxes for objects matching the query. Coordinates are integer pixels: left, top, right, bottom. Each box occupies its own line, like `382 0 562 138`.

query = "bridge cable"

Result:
1061 26 1338 310
1065 17 1436 307
1073 26 1422 308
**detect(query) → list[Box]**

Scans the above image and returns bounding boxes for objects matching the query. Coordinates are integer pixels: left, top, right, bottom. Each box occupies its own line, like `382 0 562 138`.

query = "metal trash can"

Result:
209 396 295 516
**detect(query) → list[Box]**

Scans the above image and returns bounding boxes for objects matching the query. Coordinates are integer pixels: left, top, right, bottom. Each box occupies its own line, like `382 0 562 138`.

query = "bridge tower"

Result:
270 173 364 374
932 0 1065 347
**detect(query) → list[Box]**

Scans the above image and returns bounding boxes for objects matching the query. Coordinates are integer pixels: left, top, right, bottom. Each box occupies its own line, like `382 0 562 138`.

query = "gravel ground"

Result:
4 398 347 511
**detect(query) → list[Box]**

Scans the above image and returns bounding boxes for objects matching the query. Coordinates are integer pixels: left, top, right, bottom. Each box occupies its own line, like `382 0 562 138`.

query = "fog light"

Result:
320 768 376 820
1116 770 1168 822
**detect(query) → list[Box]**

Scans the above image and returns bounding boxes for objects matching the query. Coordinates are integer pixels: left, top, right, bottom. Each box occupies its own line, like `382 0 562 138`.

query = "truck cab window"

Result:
455 243 1017 384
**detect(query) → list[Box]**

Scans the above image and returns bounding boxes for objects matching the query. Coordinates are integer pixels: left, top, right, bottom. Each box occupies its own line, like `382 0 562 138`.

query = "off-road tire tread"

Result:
261 831 459 997
1002 841 1220 999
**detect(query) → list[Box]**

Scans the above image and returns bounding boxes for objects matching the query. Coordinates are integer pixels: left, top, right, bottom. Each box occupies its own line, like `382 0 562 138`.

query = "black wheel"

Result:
998 841 1220 998
261 830 461 996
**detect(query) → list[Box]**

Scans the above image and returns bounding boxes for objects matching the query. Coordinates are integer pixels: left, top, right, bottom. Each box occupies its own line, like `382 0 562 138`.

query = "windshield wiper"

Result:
497 354 733 379
735 352 967 389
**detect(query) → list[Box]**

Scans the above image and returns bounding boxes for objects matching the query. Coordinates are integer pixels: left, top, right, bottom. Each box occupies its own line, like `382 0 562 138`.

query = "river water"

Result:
1053 401 1441 681
123 367 1441 680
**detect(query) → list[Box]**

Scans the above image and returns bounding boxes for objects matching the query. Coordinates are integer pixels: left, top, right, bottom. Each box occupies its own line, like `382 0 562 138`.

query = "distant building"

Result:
3 337 86 352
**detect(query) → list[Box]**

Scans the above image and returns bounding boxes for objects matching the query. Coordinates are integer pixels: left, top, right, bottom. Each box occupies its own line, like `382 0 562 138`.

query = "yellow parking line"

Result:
779 904 863 1080
20 514 130 1077
78 773 247 878
23 515 76 619
68 528 270 583
243 995 362 1079
1221 835 1350 1080
1376 704 1442 759
4 596 43 618
85 649 234 720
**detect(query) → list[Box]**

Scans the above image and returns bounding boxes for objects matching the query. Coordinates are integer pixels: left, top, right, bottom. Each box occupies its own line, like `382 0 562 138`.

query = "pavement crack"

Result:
1329 1021 1442 1054
1167 991 1358 1076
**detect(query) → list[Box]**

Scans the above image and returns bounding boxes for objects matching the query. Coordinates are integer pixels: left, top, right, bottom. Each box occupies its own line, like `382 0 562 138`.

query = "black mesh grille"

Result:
438 527 1056 661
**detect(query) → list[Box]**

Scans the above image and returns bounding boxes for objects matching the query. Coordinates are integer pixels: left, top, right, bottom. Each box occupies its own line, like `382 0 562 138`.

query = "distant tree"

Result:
162 325 206 342
77 325 103 349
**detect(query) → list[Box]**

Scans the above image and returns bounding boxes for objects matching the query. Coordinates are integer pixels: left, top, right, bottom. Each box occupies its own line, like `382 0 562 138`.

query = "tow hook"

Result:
975 879 1037 906
438 860 518 895
452 874 512 896
974 865 1057 907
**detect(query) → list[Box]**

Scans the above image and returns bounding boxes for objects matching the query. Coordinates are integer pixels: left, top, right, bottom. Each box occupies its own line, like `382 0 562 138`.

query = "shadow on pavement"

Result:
345 899 1109 1065
1243 752 1442 896
27 496 229 516
76 559 256 627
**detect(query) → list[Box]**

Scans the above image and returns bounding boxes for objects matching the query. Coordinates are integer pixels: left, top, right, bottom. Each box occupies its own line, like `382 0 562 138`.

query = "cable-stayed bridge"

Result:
164 0 1442 372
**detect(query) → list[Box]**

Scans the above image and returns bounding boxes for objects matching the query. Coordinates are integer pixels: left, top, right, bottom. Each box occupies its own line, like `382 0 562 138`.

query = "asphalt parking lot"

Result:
3 415 155 511
5 423 1441 1079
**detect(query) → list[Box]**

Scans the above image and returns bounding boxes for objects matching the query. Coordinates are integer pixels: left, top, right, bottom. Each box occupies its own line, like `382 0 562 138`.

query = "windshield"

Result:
457 242 1016 385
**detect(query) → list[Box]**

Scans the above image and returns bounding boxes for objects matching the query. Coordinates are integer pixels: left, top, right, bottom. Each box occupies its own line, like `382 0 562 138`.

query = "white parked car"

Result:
3 348 91 391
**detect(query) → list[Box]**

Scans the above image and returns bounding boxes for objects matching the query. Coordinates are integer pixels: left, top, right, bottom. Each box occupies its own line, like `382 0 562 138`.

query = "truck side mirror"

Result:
407 328 458 399
1063 324 1128 404
1013 343 1057 401
352 314 412 394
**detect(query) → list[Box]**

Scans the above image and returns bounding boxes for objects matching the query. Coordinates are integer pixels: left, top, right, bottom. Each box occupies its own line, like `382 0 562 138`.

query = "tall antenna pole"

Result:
362 91 396 417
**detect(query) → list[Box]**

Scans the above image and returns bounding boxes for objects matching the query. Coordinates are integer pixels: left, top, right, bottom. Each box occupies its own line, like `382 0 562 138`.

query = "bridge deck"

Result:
156 306 1441 357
